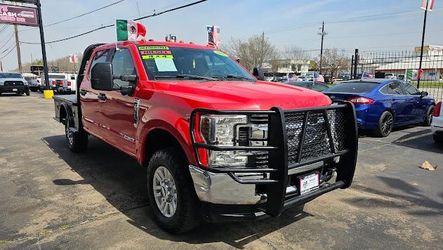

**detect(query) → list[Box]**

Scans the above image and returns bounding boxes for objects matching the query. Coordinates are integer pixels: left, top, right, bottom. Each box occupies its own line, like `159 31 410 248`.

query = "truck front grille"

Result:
4 81 24 86
285 108 346 167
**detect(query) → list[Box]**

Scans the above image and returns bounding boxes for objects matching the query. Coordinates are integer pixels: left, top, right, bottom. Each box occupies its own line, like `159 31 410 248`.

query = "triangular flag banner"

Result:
116 19 146 41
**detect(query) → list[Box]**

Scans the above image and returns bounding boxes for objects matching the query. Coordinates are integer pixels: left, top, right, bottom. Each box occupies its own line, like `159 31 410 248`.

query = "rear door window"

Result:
326 81 379 93
380 82 404 95
89 49 111 77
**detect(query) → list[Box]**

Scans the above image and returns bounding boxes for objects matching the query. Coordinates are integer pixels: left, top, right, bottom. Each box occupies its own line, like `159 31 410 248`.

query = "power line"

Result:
0 45 16 60
47 0 126 27
20 0 127 32
0 25 8 34
20 0 208 45
0 33 14 51
265 7 443 35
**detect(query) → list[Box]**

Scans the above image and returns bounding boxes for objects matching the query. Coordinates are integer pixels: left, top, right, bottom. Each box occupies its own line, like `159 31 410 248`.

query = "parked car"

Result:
384 73 397 79
0 72 30 96
40 73 76 94
324 79 435 137
53 41 358 233
431 101 443 143
283 80 329 92
22 72 41 92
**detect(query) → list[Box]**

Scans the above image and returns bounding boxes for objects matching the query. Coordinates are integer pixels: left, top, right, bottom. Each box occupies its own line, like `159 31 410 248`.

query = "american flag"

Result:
421 0 435 11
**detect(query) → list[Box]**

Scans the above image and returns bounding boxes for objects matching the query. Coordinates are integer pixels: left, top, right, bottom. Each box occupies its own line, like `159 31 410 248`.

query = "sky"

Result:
0 0 443 71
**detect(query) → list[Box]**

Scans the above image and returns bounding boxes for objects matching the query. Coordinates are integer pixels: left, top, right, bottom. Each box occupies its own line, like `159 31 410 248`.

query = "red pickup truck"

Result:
53 41 358 233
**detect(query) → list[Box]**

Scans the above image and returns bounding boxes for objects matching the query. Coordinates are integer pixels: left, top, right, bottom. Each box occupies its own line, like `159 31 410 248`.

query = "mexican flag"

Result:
116 19 147 41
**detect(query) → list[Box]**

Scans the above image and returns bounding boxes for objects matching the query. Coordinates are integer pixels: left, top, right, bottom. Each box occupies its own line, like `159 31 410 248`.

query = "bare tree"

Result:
317 49 349 77
223 33 279 71
284 46 309 61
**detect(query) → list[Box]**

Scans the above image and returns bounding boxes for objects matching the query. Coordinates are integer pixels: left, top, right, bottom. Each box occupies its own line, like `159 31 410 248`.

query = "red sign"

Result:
0 4 38 27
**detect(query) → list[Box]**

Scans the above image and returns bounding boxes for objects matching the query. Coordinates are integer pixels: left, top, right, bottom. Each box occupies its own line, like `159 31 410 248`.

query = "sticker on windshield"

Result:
213 50 228 57
138 46 174 59
154 58 177 72
139 46 170 51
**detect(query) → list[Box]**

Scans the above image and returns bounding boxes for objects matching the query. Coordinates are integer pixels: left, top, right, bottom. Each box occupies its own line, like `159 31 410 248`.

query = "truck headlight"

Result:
193 113 269 168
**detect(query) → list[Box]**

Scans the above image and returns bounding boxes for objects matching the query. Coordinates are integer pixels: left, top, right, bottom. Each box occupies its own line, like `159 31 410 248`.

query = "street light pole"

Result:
417 0 429 89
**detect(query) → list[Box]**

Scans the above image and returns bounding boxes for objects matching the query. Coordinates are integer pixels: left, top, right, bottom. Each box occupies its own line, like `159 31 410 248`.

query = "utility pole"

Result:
318 21 327 74
417 0 430 89
14 24 22 73
36 0 50 90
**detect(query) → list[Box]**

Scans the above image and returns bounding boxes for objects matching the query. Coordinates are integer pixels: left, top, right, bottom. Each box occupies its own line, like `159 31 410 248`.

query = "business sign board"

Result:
0 4 38 27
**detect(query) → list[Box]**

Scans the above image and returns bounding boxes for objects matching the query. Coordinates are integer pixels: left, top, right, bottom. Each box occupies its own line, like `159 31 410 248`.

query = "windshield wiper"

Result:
222 74 255 81
155 74 220 81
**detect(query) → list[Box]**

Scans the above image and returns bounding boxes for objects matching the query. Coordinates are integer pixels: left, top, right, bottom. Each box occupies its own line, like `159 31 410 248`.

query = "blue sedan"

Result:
324 79 435 137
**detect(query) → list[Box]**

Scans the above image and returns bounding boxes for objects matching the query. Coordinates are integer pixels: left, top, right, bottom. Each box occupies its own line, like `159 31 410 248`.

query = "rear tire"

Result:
374 111 394 137
422 106 434 126
434 133 443 144
147 148 200 234
65 113 88 153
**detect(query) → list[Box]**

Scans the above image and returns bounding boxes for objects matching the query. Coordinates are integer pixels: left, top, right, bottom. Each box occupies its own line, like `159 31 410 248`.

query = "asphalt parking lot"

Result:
0 93 442 249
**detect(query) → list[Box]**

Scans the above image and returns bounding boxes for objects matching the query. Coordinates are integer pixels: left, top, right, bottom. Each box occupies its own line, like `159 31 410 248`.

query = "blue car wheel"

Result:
375 111 394 137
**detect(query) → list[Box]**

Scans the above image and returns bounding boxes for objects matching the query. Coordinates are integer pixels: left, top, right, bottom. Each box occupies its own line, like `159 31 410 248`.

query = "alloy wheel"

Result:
381 113 393 135
153 166 177 218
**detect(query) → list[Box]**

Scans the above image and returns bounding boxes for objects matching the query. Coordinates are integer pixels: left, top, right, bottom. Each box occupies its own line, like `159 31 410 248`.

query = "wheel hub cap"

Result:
153 166 177 218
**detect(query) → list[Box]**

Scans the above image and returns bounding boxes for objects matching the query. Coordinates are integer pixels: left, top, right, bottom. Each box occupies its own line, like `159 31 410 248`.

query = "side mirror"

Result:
114 74 137 96
420 91 428 97
252 67 265 81
91 63 113 90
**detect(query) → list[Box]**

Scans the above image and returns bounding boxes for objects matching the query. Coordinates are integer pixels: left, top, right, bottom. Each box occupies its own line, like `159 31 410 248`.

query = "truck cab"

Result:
53 41 358 233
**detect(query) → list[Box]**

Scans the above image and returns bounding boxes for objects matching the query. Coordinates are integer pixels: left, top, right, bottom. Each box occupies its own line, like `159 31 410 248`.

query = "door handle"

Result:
79 89 87 96
97 93 107 101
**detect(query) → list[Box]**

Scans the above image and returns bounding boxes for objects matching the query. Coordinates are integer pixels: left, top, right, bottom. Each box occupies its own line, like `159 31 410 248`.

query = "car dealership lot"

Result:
0 93 442 249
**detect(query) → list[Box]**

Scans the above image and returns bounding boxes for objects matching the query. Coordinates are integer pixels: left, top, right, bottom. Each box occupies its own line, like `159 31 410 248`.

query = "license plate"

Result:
12 88 17 92
299 172 319 195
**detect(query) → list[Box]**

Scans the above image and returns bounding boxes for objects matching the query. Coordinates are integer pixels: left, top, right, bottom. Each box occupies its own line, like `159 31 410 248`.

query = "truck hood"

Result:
154 80 332 110
0 77 26 83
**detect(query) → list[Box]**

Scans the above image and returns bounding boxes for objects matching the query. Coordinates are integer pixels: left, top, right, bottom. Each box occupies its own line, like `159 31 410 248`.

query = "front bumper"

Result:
0 85 27 93
431 116 443 134
189 103 358 221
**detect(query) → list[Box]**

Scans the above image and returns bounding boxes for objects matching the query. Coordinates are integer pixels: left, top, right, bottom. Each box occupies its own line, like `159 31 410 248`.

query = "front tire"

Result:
65 113 88 153
375 111 394 137
147 148 200 234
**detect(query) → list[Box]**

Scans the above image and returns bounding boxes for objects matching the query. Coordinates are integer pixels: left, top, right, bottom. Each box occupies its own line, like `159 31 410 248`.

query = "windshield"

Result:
0 73 22 78
137 46 255 81
326 81 379 93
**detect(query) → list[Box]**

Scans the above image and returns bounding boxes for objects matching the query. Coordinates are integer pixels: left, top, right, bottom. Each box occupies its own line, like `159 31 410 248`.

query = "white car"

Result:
431 101 443 143
385 73 397 79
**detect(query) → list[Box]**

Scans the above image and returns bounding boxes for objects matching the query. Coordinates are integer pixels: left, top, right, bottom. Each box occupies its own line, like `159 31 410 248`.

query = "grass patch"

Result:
411 81 443 88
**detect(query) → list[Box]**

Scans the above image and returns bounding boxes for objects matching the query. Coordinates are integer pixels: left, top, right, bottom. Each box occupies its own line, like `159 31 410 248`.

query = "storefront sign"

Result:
0 4 38 27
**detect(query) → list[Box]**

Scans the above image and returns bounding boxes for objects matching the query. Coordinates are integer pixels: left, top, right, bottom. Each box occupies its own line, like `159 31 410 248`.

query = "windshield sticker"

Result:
139 46 174 59
138 46 169 50
213 50 228 57
154 58 177 72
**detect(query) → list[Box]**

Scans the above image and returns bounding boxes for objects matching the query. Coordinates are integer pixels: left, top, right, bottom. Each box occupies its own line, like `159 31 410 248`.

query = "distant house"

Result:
262 59 310 75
